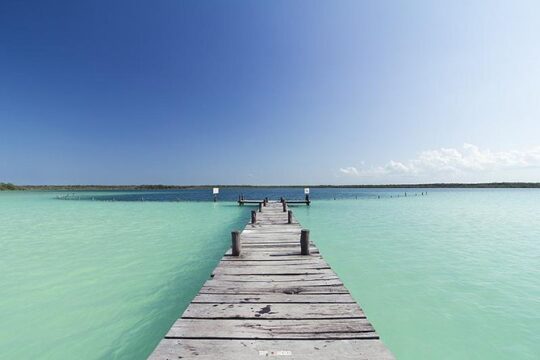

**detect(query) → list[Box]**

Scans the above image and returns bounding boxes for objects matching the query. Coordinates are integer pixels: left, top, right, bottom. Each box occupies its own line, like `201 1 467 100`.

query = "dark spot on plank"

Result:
257 305 272 315
283 287 301 294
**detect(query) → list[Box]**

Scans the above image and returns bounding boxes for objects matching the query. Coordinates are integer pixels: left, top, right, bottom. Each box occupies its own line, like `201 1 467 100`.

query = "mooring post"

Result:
282 200 287 212
258 202 263 212
231 231 241 256
251 210 257 224
288 210 293 224
300 229 310 255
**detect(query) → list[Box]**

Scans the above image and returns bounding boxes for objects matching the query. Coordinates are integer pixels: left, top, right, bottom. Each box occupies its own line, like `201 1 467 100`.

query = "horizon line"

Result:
4 182 540 189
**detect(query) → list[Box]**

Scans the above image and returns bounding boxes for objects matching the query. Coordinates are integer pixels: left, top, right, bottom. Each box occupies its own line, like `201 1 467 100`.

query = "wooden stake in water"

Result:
231 231 241 256
300 229 310 255
251 210 257 224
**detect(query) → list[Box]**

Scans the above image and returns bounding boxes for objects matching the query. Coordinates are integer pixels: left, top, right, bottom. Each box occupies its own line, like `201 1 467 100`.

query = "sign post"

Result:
213 187 219 202
304 187 310 205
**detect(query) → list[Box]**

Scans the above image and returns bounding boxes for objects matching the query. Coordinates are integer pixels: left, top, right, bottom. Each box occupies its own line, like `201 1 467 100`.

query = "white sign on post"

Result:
213 187 219 195
304 188 310 194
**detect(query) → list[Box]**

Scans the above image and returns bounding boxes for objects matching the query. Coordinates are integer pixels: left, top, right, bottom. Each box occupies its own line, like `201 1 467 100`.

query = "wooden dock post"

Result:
251 210 257 224
282 200 287 212
300 229 310 255
150 202 394 360
287 210 293 224
258 202 263 212
231 231 241 256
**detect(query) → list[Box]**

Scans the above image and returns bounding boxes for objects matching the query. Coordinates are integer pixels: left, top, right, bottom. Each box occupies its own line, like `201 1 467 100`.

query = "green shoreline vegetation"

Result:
0 182 19 190
1 182 540 191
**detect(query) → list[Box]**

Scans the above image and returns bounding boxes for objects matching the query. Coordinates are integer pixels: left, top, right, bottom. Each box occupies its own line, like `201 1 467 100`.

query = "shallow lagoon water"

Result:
293 189 540 360
0 191 248 359
1 189 539 359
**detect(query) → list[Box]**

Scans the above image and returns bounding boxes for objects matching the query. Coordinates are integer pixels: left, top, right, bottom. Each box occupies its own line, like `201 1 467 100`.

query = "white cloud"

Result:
339 166 359 175
339 144 540 182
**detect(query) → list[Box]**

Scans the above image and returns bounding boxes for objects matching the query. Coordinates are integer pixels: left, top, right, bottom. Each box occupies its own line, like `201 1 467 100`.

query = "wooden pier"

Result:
238 195 311 206
149 201 394 359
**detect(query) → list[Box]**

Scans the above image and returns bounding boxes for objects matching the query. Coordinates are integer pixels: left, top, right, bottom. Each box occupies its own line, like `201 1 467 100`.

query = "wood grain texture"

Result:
192 293 357 304
165 318 376 339
182 303 365 319
149 339 395 360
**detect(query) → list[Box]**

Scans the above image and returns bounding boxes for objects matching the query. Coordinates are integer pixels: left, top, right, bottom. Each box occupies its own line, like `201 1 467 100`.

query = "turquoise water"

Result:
294 189 540 360
0 191 248 359
1 189 539 359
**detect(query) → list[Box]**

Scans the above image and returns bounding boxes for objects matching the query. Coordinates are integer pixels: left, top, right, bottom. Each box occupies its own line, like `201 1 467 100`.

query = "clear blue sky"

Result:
1 1 539 185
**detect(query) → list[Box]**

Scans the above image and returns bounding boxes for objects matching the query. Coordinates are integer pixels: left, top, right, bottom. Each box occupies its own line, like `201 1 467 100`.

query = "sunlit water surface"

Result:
0 189 538 359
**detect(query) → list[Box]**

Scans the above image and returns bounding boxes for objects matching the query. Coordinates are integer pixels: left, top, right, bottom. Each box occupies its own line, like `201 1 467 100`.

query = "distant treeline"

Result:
0 182 20 190
3 182 540 190
329 182 540 189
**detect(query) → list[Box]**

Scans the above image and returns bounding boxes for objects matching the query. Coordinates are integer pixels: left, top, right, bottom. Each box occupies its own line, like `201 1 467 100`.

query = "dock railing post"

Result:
287 210 293 224
300 229 310 255
282 200 287 212
251 210 257 224
258 202 263 212
231 231 241 256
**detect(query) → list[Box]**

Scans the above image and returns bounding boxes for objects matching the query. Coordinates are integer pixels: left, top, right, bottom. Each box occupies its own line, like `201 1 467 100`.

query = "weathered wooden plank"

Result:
218 259 329 269
213 266 331 275
149 339 395 360
182 303 365 319
165 318 376 339
221 255 324 261
198 285 350 295
211 273 339 281
204 278 343 287
240 243 316 248
249 229 301 231
192 293 357 304
224 249 320 257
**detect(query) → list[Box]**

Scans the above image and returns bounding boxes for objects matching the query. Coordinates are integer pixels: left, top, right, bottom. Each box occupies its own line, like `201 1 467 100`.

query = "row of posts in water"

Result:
57 192 428 202
357 191 427 200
